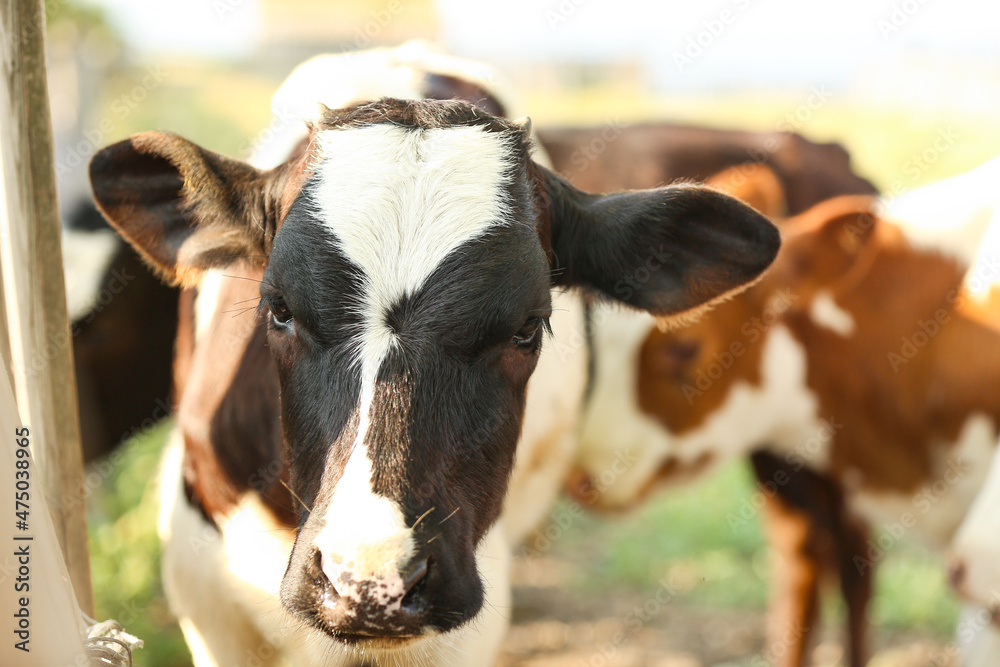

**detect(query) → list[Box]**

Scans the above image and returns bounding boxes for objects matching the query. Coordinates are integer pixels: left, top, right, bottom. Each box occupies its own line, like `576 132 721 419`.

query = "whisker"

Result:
224 306 260 318
437 507 460 525
212 254 270 260
482 598 512 623
280 479 313 514
222 273 277 289
412 507 436 530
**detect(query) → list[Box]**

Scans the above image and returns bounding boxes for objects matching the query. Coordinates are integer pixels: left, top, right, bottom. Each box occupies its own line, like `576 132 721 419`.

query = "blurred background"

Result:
46 0 1000 665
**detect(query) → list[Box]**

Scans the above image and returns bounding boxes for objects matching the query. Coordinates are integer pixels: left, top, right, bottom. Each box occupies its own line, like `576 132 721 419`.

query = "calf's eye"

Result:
512 317 548 349
269 297 293 327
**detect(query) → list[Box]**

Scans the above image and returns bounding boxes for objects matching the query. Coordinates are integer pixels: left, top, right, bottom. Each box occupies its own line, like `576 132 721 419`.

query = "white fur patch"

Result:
311 123 513 376
194 269 224 341
313 419 415 613
884 155 1000 280
673 325 825 468
248 40 546 171
578 308 823 508
61 227 120 321
848 413 996 549
576 307 672 508
949 437 1000 607
809 290 856 337
158 431 290 666
270 41 512 129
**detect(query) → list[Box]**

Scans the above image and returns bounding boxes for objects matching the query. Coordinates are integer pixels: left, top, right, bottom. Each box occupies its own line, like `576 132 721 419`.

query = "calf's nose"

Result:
322 551 428 606
312 548 431 637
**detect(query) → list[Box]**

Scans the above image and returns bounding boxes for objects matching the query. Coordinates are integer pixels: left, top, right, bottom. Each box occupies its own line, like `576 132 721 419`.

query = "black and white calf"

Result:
91 90 778 665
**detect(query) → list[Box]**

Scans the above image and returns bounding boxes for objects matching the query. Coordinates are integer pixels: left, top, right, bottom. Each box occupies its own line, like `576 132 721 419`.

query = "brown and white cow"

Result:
89 49 779 666
537 122 878 215
574 157 1000 666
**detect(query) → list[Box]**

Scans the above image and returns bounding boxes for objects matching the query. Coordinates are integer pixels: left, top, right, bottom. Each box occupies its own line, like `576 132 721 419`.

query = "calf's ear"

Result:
705 163 787 220
538 166 781 318
782 195 880 287
89 132 289 287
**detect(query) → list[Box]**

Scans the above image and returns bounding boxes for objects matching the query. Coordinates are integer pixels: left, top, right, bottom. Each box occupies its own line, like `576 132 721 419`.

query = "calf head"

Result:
576 185 969 509
90 99 778 648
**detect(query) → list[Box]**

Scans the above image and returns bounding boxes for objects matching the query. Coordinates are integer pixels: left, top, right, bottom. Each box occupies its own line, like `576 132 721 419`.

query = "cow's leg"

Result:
756 473 822 667
751 451 873 667
834 507 872 667
157 432 283 667
753 451 848 666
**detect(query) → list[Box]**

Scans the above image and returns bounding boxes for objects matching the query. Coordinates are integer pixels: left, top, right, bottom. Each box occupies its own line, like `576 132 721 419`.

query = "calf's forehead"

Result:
267 120 545 360
311 122 516 255
310 122 519 337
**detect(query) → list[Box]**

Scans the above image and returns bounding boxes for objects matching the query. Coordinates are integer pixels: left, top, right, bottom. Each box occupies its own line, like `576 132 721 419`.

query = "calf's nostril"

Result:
402 558 428 594
312 548 340 598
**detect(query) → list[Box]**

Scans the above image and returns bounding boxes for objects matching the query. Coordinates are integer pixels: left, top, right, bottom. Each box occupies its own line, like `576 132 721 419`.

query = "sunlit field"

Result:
85 62 1000 666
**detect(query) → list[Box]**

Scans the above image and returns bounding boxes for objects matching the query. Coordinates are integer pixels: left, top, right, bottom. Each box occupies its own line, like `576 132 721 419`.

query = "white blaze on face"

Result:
308 122 514 596
313 417 414 613
311 123 513 376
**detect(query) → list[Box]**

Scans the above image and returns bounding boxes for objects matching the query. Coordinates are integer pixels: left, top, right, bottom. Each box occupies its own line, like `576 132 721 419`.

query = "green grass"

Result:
541 461 960 638
95 63 277 158
561 464 767 605
87 420 188 667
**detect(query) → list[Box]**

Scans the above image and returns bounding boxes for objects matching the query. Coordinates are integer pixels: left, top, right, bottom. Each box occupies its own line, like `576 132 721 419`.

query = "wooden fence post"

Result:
0 0 94 616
